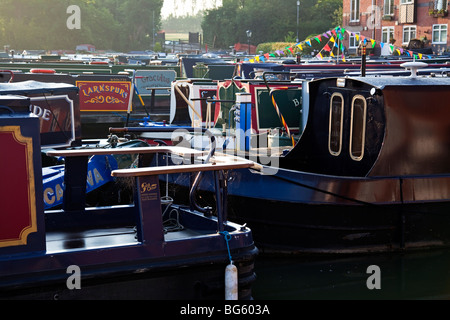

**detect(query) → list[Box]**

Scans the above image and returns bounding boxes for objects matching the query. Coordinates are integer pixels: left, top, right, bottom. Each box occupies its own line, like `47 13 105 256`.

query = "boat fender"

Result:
30 69 56 74
225 263 238 300
221 231 238 300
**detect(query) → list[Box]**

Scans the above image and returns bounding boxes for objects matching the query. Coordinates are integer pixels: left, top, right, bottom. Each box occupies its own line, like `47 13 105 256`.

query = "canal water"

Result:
251 249 450 300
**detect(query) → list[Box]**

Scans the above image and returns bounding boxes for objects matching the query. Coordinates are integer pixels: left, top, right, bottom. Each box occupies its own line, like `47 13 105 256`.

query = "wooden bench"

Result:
111 160 255 177
46 146 207 158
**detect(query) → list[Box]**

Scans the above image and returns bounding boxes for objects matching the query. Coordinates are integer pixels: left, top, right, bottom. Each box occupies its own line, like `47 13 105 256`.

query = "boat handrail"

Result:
111 160 255 178
46 146 207 158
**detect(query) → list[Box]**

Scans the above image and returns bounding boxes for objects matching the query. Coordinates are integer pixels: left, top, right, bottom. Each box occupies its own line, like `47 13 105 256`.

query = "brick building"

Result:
343 0 449 55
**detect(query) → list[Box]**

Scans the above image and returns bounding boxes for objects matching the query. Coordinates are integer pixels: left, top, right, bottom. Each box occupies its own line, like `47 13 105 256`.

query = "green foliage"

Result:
0 0 342 53
0 0 163 52
202 0 342 50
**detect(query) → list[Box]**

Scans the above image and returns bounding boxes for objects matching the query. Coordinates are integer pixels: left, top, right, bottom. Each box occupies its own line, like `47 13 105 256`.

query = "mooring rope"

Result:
220 231 233 264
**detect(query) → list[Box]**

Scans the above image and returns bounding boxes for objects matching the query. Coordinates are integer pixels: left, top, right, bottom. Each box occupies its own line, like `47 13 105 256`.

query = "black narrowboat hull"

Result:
168 166 450 255
228 195 450 255
1 245 257 300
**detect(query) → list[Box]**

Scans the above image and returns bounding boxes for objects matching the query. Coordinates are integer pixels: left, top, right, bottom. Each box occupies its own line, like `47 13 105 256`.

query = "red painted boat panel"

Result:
0 126 37 248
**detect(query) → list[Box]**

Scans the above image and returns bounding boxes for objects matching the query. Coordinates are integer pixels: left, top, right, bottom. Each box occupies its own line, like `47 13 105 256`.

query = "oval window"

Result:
349 95 367 161
328 93 344 156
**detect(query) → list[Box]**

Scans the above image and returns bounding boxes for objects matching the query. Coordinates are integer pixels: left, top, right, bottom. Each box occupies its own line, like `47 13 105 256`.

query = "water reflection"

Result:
253 249 450 300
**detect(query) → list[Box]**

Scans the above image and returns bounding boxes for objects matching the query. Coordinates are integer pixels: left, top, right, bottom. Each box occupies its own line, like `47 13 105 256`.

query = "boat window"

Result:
328 93 344 156
349 95 367 161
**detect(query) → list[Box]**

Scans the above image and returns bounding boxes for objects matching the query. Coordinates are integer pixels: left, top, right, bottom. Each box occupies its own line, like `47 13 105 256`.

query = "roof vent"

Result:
400 61 428 78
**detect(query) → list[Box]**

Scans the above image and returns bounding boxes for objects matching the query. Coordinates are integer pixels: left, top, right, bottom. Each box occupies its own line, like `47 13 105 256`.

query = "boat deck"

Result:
46 225 215 254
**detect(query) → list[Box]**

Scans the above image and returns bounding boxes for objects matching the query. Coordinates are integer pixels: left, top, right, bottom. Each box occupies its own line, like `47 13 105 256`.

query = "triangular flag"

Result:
341 54 346 62
323 44 331 52
306 39 312 46
330 36 335 43
330 51 335 57
371 39 376 48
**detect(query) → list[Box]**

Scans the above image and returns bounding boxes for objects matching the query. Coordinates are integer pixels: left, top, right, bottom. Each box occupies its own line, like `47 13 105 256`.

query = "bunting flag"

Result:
241 24 437 65
345 29 431 60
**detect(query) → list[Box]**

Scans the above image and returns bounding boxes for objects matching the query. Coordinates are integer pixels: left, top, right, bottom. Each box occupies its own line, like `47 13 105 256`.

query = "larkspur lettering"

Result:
82 85 129 99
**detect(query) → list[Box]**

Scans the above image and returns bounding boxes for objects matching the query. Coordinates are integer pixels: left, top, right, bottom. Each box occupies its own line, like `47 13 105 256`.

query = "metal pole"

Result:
296 1 300 43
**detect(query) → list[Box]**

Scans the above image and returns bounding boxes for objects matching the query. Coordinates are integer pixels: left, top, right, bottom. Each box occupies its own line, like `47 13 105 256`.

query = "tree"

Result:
201 0 342 50
0 0 163 52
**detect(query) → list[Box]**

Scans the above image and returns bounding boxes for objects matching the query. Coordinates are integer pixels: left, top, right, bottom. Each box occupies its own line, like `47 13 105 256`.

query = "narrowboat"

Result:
0 90 258 299
147 63 450 254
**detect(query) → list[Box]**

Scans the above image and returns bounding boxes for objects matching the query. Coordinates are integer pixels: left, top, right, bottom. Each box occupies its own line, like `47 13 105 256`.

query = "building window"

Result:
328 93 344 156
431 0 448 10
350 0 360 22
384 0 394 15
400 0 413 3
433 24 447 44
349 32 360 48
402 26 416 44
382 27 395 43
349 95 367 161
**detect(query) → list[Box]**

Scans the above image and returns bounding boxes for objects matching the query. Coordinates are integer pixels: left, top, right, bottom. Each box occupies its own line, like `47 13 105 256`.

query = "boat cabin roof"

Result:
0 80 78 95
345 75 450 89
